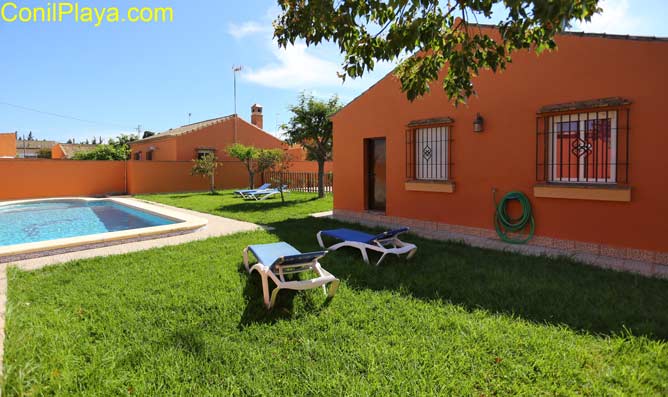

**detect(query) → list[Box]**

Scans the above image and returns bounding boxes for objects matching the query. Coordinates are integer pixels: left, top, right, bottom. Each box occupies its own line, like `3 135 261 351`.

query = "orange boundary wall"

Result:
0 159 326 200
0 159 126 200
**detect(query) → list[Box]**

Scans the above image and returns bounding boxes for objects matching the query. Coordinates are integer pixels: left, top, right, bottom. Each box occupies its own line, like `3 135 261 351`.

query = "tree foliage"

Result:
227 143 284 189
191 153 220 193
282 93 341 198
37 148 52 159
72 133 138 160
72 144 128 160
274 0 601 103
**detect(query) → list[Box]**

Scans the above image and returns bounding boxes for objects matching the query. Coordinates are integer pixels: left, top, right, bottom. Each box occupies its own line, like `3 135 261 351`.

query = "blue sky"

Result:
1 0 666 143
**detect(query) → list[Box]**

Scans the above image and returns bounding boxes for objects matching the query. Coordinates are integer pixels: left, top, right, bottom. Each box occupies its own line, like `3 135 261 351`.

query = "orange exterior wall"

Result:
0 133 16 158
0 159 125 200
130 117 286 162
126 160 262 194
332 33 668 253
289 161 334 173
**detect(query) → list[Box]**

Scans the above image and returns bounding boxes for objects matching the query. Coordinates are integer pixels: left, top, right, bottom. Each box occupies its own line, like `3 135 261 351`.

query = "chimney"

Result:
251 104 263 129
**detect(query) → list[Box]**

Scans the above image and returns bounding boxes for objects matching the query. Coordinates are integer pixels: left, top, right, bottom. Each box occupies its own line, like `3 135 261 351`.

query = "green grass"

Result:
3 215 668 396
135 190 333 224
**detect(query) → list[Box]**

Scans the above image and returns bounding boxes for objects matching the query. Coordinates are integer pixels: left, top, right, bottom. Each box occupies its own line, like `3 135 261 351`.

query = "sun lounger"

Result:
243 242 339 309
234 183 271 197
246 186 289 201
316 227 417 266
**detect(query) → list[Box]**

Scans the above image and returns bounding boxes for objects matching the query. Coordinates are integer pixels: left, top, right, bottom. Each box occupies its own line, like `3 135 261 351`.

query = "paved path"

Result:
0 198 261 374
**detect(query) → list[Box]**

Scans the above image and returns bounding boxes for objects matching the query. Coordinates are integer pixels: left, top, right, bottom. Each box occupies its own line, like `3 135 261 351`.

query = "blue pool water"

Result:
0 200 179 247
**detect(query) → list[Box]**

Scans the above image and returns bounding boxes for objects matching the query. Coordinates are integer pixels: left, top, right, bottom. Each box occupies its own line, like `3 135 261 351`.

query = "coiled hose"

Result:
493 190 535 244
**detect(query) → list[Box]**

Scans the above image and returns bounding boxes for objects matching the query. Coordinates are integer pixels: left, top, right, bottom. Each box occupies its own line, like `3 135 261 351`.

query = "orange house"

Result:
130 104 289 161
0 132 17 158
331 29 668 272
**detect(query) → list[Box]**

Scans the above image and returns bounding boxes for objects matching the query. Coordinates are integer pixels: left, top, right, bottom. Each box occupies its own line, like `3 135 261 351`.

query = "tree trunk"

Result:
249 171 255 189
210 172 215 194
317 159 325 198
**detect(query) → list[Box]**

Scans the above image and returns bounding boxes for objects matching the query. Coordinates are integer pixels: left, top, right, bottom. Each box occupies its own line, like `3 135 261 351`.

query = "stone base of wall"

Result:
333 209 668 279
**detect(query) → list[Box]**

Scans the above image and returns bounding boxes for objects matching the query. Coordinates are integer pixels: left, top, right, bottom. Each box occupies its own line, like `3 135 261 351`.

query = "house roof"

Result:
16 140 57 150
56 144 98 158
132 115 235 144
331 26 668 119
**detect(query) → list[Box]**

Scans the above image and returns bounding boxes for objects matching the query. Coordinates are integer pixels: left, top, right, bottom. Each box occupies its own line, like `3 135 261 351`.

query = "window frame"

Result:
405 118 454 183
196 149 215 160
547 110 618 184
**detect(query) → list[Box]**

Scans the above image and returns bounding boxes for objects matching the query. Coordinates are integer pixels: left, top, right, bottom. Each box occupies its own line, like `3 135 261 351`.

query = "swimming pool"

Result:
0 199 180 246
0 198 207 258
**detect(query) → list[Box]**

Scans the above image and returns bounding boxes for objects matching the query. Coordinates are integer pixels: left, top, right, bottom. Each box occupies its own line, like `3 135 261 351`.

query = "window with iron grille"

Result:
406 118 453 181
536 100 630 184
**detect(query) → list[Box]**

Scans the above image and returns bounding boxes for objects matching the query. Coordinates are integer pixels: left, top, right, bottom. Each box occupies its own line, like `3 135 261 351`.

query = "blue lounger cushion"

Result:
248 242 327 270
235 183 271 194
321 227 410 244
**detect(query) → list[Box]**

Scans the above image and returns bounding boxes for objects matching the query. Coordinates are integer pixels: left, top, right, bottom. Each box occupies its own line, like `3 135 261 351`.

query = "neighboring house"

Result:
130 104 287 161
0 132 17 158
16 140 57 158
331 28 668 265
52 144 98 159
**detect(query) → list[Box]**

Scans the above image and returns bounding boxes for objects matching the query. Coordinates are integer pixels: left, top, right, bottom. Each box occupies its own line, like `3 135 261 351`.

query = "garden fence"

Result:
263 171 333 193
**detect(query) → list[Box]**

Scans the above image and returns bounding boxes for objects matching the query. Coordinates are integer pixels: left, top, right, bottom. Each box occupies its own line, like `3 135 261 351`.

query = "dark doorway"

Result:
365 138 386 211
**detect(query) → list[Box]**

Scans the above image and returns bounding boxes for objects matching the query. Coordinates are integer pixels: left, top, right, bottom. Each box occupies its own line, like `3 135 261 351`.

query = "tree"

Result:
66 139 73 144
274 1 600 103
27 131 33 140
227 143 284 189
269 151 293 203
191 153 220 194
108 133 139 160
92 137 97 145
72 133 138 160
282 93 341 198
143 131 156 139
72 144 128 160
37 148 52 159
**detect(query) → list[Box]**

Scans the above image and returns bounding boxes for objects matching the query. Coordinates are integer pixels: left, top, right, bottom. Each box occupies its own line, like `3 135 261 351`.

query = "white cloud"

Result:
227 21 270 39
242 41 396 91
230 8 397 92
243 43 345 89
572 0 641 34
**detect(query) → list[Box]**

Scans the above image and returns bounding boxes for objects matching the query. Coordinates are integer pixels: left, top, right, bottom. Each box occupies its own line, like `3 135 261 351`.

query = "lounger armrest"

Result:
371 227 410 242
270 251 328 269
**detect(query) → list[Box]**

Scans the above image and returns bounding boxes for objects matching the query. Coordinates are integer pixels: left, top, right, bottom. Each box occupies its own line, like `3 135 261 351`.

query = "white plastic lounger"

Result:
243 242 340 309
246 186 288 201
235 183 271 198
317 227 417 266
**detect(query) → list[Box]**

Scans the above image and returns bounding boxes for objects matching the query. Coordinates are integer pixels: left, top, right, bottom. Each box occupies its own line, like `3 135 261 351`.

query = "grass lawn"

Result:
135 190 333 224
3 194 668 395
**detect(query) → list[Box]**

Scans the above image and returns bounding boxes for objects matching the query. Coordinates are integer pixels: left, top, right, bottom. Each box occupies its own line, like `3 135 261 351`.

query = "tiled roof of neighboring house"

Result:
133 115 236 144
57 144 98 158
16 140 57 150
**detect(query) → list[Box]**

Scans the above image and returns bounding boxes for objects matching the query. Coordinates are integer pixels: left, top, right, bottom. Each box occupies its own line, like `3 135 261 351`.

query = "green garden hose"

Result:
493 190 535 244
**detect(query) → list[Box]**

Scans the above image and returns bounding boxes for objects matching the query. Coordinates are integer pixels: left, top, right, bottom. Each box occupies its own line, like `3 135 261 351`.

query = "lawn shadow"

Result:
237 263 297 327
267 218 668 341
